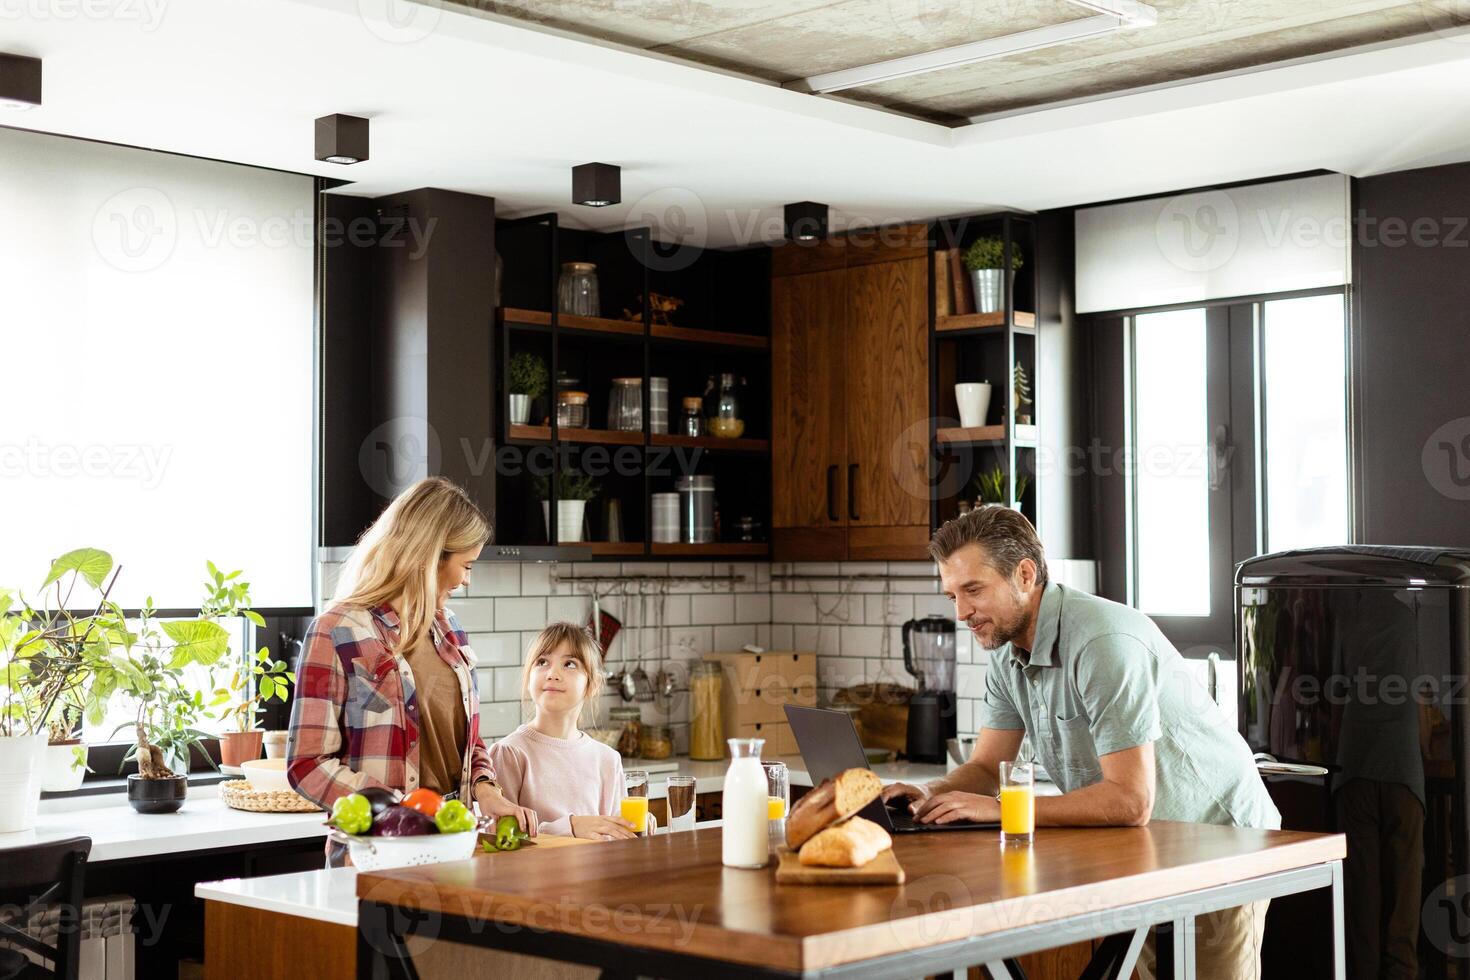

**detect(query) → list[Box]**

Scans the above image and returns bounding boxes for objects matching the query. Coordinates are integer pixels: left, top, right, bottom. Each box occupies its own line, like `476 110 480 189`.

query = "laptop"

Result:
785 705 996 833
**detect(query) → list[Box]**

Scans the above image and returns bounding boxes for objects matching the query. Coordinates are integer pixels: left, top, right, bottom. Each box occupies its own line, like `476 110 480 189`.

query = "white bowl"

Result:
344 830 479 871
240 758 291 793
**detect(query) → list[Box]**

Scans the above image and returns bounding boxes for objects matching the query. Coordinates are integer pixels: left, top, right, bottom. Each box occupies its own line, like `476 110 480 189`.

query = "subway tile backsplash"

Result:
312 556 1237 751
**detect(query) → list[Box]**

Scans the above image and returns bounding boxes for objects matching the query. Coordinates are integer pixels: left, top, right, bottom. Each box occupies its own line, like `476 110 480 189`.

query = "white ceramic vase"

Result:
41 742 88 793
955 382 993 429
0 733 48 832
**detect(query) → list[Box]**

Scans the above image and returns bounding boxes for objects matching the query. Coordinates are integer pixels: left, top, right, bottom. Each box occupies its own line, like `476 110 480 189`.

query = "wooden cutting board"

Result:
774 846 905 885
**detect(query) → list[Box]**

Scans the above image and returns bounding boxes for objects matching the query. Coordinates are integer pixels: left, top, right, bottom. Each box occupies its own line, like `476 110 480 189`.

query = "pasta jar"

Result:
689 661 725 761
639 724 673 760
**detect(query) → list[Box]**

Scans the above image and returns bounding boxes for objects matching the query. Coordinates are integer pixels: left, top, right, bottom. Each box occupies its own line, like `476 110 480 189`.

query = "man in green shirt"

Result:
882 506 1279 979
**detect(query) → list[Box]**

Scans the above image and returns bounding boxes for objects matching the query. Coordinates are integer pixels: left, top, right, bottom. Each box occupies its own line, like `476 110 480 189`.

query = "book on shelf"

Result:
947 248 974 315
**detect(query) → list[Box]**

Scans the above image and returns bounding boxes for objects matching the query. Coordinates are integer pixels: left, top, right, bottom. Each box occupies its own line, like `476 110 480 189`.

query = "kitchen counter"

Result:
1 755 960 864
0 783 328 863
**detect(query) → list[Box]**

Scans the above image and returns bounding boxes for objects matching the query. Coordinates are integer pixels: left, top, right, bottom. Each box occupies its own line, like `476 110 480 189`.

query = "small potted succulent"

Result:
507 351 548 426
533 469 599 543
962 236 1024 314
973 467 1030 509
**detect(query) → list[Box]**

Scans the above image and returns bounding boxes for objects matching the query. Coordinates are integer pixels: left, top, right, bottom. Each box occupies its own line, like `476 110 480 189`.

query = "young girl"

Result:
488 623 636 839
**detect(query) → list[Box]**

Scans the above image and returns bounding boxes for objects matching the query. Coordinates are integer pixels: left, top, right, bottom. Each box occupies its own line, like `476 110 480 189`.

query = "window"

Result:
1261 294 1350 551
1121 289 1351 649
0 127 315 611
1133 309 1211 616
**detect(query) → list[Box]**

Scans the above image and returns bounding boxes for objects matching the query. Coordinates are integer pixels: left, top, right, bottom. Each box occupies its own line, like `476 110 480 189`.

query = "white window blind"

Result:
1075 174 1351 314
0 127 314 609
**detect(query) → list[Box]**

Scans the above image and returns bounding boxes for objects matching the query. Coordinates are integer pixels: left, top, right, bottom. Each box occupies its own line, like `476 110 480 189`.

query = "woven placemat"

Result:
219 779 320 813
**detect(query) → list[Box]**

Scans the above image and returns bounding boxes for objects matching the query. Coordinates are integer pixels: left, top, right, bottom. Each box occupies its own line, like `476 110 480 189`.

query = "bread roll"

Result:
798 816 893 868
786 767 882 849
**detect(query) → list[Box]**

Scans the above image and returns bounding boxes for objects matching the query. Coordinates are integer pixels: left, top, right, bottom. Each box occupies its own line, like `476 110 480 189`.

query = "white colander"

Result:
328 827 480 871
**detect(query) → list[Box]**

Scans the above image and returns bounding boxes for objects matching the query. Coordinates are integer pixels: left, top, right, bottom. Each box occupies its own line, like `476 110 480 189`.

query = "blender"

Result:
901 615 958 764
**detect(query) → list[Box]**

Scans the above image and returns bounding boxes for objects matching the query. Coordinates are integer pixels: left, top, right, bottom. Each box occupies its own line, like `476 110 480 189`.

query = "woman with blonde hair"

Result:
488 622 636 839
287 476 536 843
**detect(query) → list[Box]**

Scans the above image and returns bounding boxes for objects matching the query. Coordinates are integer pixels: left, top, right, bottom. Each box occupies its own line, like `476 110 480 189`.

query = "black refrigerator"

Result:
1237 546 1470 980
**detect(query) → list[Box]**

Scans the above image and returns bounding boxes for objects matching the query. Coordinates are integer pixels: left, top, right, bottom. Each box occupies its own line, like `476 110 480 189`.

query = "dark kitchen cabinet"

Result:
770 225 930 562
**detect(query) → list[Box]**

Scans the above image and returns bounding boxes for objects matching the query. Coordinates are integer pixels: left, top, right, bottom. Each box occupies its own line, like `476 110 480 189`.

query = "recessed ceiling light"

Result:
0 53 42 111
784 202 828 243
314 114 369 165
572 162 620 208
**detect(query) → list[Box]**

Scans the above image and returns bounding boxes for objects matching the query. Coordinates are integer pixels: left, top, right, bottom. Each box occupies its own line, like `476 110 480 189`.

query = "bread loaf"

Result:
798 816 893 868
786 767 882 849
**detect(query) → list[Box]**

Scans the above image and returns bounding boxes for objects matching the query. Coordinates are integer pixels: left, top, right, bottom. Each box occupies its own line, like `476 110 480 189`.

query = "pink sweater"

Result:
487 724 624 837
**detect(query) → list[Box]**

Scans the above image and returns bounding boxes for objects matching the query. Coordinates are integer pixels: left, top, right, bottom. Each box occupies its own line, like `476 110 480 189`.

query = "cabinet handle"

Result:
848 464 859 521
826 466 838 522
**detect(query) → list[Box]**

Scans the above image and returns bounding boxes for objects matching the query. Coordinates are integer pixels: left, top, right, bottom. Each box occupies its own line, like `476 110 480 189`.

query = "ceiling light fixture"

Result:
0 53 42 111
314 113 369 165
786 0 1156 94
784 202 828 243
572 162 620 207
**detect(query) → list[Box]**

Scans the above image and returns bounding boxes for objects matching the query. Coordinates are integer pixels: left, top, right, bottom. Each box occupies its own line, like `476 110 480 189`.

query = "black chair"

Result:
0 837 91 980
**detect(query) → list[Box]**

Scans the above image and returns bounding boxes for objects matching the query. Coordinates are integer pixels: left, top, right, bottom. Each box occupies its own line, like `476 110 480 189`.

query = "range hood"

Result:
317 543 592 564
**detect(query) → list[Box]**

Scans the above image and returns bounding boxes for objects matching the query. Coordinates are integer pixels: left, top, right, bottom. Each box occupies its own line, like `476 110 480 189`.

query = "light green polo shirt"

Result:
984 582 1280 829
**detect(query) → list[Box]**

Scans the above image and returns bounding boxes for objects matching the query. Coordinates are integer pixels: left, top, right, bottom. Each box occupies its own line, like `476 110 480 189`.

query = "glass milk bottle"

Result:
721 738 769 869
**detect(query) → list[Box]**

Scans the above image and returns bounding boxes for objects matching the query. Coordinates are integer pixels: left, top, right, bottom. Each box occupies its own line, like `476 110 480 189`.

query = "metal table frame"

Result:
358 859 1344 980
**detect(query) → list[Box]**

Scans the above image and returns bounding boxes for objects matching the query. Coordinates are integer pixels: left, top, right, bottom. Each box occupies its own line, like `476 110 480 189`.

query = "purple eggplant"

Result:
372 804 437 837
358 786 400 819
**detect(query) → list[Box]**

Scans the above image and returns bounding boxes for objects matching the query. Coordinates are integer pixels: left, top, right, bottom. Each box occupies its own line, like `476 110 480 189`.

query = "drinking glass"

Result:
667 775 697 833
621 769 650 835
999 760 1035 845
763 761 789 849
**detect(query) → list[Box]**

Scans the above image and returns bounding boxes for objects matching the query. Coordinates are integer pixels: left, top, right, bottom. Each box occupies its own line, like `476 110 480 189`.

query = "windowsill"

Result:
40 770 233 800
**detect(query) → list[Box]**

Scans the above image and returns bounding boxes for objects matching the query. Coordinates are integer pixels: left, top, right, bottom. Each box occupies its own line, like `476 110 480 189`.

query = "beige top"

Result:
406 630 467 796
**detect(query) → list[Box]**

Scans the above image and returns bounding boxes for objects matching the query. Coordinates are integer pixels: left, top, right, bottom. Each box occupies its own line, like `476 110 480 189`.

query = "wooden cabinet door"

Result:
845 257 930 536
771 268 847 555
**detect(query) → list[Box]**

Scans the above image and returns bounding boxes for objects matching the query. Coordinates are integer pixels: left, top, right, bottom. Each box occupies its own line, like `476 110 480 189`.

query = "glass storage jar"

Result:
609 707 643 759
556 390 588 429
689 661 724 761
558 262 599 317
639 724 673 760
681 396 704 437
607 377 643 432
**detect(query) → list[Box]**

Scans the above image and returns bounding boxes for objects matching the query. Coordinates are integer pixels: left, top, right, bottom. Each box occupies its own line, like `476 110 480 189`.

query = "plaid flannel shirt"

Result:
286 602 495 811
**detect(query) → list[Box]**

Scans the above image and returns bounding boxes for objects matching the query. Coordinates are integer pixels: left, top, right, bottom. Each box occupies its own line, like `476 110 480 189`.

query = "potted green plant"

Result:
42 704 90 793
973 467 1030 509
213 647 293 767
1 548 125 829
533 469 599 543
196 562 283 767
507 351 548 426
962 236 1024 314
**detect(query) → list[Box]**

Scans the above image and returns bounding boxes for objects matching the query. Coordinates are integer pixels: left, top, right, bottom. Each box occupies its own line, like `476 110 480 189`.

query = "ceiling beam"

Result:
785 0 1157 95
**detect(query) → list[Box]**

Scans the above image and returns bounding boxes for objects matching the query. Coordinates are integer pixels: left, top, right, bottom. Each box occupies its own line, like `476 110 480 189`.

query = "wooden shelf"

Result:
935 311 1036 335
507 424 642 445
648 433 769 453
589 542 645 556
935 424 1038 448
499 308 769 350
651 542 769 557
650 323 769 350
498 307 644 338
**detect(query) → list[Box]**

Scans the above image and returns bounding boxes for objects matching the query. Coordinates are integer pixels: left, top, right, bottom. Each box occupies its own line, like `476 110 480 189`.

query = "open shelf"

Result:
648 433 769 453
650 542 769 557
936 424 1038 449
499 307 644 338
589 541 645 556
507 424 643 445
650 323 769 350
935 311 1036 335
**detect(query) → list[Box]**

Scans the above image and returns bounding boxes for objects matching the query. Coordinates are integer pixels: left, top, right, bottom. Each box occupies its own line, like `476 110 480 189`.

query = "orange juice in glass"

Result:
999 760 1034 845
623 768 650 834
767 797 786 819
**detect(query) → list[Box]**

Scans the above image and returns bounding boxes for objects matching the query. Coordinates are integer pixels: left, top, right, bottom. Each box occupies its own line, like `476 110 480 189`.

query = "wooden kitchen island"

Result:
356 821 1345 980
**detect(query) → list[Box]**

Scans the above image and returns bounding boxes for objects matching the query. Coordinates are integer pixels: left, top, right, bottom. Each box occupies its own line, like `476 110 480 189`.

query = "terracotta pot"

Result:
219 730 264 767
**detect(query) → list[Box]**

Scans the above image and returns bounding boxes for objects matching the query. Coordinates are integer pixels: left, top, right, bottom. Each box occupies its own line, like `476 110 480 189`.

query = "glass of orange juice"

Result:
999 760 1034 845
762 762 789 820
622 769 650 835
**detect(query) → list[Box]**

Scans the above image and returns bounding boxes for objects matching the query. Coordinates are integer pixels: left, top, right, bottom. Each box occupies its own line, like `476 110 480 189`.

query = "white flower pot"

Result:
41 742 88 793
508 394 531 425
955 382 993 429
542 499 588 543
0 733 47 832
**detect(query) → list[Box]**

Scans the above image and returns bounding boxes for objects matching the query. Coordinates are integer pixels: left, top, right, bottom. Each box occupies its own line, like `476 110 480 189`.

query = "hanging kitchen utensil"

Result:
631 584 654 703
617 584 638 702
588 587 621 659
